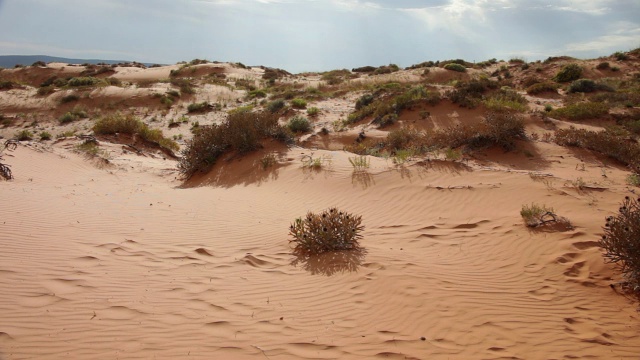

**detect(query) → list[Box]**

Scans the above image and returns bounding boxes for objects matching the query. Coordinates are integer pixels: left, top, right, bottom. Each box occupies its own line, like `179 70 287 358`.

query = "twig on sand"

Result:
252 345 271 359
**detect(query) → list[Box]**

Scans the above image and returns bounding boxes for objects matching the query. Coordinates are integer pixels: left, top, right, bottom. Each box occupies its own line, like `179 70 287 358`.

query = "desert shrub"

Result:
554 127 640 171
59 106 88 124
567 79 614 93
37 86 55 96
289 208 364 254
553 63 582 83
444 63 466 72
386 127 422 150
613 51 629 61
105 77 121 86
600 196 640 290
93 113 178 152
352 66 377 73
248 89 267 99
373 64 400 75
373 113 398 128
287 115 311 133
68 77 101 87
60 94 80 103
355 93 375 110
178 111 290 177
448 78 498 108
291 98 307 109
550 102 609 120
596 62 610 70
15 130 33 141
31 60 46 67
0 81 16 90
170 78 195 95
187 101 210 113
307 107 319 117
520 203 555 227
39 131 52 141
483 89 528 113
628 174 640 187
267 99 286 113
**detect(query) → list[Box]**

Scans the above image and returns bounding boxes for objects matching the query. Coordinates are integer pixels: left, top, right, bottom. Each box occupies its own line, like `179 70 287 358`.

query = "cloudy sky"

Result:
0 0 639 72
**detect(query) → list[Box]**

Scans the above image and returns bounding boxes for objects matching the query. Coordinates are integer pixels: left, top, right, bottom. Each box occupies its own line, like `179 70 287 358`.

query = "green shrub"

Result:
307 107 319 117
267 99 286 113
248 89 267 99
39 131 52 141
37 86 55 96
600 196 640 290
287 115 311 133
59 106 88 124
355 94 375 110
187 101 210 113
567 79 614 93
483 89 528 112
289 208 364 254
553 64 582 83
613 51 628 61
178 111 290 177
68 77 101 87
15 130 33 141
60 94 79 103
449 78 498 108
550 102 609 120
444 63 466 72
627 174 640 187
596 62 610 70
291 98 307 109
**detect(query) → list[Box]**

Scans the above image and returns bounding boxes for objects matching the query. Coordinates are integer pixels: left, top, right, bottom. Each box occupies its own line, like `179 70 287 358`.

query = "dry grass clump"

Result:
289 208 364 254
483 88 528 113
347 112 526 156
93 113 178 152
526 82 559 95
600 196 640 291
346 85 440 126
550 102 609 120
59 105 88 124
0 140 17 180
554 126 640 173
178 111 291 178
520 203 559 227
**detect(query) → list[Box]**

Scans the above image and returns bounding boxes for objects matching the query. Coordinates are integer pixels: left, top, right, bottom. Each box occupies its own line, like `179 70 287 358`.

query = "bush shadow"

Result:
291 248 367 276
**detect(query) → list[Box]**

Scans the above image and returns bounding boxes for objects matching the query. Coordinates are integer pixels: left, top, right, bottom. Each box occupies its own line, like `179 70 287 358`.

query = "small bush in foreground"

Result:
600 196 640 291
267 99 286 113
553 63 582 83
287 115 311 133
307 107 319 117
444 63 466 72
289 208 364 254
521 203 556 227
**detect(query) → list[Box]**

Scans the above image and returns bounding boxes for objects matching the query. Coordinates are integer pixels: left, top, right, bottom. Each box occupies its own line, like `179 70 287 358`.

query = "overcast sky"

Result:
0 0 639 72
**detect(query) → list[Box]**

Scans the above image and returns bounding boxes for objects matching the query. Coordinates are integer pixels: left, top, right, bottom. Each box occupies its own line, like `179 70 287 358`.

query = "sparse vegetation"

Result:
553 63 582 83
520 203 565 227
187 101 211 113
291 98 307 109
348 156 370 171
567 79 614 93
289 208 364 254
39 131 52 141
483 88 528 112
267 99 286 113
627 173 640 187
550 102 609 121
443 63 466 72
14 129 33 141
178 111 291 178
60 93 80 104
287 115 311 133
307 107 319 117
0 140 17 180
526 82 558 95
59 106 89 124
599 196 640 291
93 113 178 152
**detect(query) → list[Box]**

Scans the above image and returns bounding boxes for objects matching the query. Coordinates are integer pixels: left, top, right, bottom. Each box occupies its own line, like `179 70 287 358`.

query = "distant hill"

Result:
0 55 160 68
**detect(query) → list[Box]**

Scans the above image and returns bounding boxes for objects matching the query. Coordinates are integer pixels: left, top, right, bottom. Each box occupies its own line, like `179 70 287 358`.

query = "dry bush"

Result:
289 208 364 254
178 111 291 178
600 196 640 291
554 127 640 172
0 140 17 180
93 113 178 152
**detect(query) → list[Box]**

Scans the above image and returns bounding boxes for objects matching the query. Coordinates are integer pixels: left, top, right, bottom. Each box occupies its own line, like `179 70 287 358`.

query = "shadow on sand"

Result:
291 248 367 276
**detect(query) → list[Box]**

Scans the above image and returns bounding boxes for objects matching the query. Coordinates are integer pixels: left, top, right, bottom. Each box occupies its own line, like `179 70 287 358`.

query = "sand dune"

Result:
2 54 640 359
1 140 639 359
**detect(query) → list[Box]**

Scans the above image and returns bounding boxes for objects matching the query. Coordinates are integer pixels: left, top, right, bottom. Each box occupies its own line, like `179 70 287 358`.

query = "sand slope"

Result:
1 141 640 359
